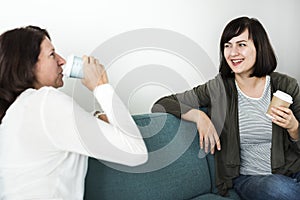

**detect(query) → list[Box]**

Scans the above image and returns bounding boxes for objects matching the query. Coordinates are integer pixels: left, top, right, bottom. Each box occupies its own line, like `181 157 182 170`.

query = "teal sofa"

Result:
84 113 241 200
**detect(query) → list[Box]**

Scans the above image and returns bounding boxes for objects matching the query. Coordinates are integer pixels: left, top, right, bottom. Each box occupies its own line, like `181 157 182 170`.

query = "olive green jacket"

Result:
152 72 300 196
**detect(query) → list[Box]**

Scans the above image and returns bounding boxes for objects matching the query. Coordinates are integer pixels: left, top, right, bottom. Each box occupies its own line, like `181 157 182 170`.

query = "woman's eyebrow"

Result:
236 40 247 43
226 39 248 44
48 48 55 53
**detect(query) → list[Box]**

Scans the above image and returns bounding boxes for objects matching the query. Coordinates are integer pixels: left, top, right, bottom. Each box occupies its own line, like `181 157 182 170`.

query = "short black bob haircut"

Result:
219 16 277 78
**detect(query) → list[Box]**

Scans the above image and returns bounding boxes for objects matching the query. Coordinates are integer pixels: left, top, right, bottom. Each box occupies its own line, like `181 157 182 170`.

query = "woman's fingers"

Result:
199 127 221 154
81 56 108 91
196 112 221 154
271 106 294 128
199 132 204 150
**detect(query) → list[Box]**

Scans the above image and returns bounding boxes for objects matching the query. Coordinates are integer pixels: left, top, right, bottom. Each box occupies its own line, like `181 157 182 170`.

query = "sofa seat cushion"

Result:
84 113 212 200
190 193 235 200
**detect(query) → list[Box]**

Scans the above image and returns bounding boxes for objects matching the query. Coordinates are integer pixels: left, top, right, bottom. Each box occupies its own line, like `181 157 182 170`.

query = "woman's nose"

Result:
230 46 239 56
56 54 66 65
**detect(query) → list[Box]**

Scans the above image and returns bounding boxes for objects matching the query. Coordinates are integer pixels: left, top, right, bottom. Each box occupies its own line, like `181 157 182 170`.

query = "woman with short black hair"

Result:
152 16 300 200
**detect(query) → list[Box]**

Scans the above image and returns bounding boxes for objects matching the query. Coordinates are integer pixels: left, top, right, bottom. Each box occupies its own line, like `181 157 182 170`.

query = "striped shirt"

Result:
236 76 272 175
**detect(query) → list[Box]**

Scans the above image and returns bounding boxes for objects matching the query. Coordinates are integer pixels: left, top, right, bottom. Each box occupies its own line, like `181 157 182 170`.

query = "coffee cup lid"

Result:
273 90 293 104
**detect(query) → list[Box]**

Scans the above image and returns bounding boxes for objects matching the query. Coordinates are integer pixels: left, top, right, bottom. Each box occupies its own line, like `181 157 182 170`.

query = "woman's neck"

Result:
235 75 267 98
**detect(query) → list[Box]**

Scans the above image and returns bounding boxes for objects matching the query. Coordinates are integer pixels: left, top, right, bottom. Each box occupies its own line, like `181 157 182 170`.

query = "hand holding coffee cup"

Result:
81 55 108 91
266 90 293 119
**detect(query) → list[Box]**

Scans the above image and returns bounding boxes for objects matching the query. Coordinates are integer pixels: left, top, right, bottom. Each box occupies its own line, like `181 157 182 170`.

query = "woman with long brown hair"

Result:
0 26 147 199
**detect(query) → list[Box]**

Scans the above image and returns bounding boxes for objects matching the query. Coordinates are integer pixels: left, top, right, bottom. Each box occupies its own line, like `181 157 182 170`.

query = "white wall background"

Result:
1 0 299 114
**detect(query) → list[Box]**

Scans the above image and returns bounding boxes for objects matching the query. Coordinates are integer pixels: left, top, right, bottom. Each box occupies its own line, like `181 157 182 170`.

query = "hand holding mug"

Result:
81 55 108 91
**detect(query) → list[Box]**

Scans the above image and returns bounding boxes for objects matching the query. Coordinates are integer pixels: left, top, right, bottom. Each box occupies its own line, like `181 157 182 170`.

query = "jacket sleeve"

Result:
287 78 300 153
150 84 209 118
151 74 225 118
40 84 148 167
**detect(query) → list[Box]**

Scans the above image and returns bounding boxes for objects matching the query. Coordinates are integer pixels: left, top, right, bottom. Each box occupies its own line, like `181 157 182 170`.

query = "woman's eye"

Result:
224 44 230 48
239 43 246 47
50 52 55 57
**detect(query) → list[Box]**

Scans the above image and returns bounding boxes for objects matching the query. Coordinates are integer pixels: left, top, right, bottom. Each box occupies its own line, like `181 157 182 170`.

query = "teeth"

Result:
232 59 243 63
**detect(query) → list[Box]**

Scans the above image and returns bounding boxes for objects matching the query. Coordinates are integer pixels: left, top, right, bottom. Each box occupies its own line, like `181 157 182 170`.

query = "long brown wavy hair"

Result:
0 26 50 124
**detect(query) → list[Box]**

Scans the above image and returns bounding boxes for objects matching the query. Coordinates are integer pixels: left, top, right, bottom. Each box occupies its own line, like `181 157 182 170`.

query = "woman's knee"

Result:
234 174 300 200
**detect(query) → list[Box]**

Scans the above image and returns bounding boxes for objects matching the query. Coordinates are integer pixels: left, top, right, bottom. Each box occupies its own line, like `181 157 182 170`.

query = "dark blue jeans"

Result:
233 172 300 200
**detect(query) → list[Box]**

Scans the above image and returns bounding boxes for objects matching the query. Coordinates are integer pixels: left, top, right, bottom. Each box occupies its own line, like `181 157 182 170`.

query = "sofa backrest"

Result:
84 113 213 200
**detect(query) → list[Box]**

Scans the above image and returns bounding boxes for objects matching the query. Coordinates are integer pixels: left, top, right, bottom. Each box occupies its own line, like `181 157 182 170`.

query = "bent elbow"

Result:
126 152 148 167
124 142 149 166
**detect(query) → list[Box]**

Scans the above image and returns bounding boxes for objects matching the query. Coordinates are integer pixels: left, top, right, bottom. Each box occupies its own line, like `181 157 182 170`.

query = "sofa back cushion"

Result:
84 113 212 200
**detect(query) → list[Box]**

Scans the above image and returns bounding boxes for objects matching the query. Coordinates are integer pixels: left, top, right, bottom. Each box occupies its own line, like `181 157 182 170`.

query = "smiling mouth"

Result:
231 59 244 66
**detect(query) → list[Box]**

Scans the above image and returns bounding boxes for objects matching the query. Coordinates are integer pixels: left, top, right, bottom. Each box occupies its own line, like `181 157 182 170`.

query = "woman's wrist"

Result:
182 109 206 124
93 111 109 123
288 121 299 141
93 110 105 117
288 131 299 142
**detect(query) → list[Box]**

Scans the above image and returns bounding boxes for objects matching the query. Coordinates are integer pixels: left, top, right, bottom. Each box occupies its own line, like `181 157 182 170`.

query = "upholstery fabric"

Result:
84 113 240 200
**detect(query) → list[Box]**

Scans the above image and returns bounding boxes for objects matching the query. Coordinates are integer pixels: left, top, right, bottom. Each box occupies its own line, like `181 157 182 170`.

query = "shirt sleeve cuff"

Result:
93 84 114 111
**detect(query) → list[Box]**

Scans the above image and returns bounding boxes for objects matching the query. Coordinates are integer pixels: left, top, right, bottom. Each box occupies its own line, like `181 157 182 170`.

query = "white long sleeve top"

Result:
0 84 148 199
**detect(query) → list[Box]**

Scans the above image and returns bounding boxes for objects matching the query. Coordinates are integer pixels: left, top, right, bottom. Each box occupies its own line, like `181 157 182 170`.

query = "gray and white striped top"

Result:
236 76 272 175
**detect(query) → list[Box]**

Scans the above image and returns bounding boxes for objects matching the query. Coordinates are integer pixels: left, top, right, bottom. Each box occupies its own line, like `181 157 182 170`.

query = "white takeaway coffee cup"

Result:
62 55 84 79
266 90 293 119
